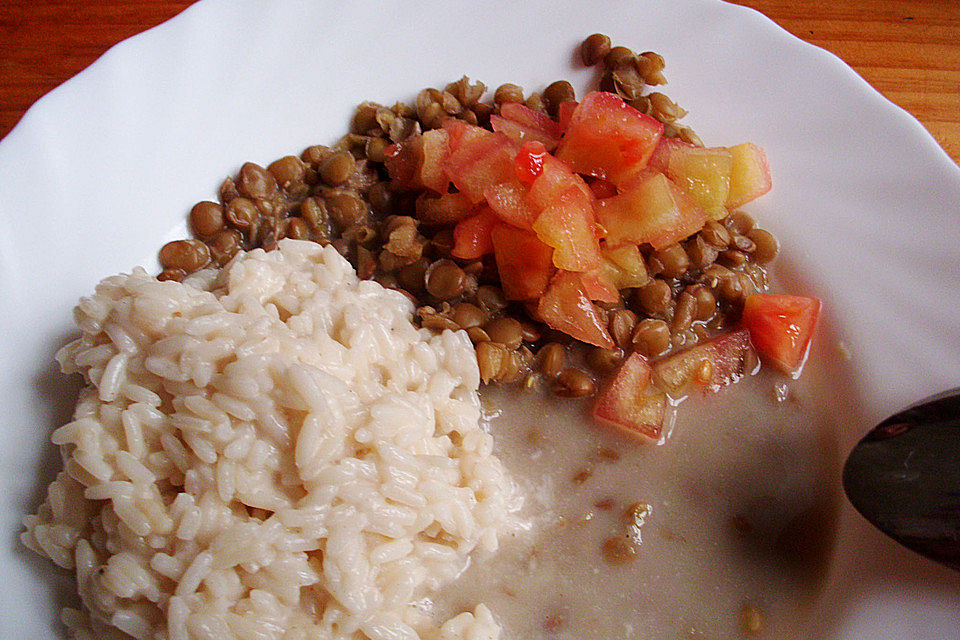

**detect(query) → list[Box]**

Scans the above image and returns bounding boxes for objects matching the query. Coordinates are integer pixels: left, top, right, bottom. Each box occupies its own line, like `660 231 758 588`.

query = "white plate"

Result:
1 0 959 637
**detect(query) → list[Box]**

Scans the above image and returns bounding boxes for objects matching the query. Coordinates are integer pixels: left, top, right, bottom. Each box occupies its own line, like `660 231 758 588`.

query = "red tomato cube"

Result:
593 352 669 442
741 293 821 377
452 209 498 259
596 172 708 250
443 125 518 203
537 271 615 348
726 142 772 209
652 329 759 398
484 180 539 229
490 224 555 300
532 186 603 272
556 91 663 186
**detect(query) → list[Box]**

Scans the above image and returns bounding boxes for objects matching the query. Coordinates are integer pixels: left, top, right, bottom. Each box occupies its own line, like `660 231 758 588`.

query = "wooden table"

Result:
1 0 958 164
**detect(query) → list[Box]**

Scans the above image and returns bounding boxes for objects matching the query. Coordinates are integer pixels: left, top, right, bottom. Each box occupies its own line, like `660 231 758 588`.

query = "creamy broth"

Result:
432 338 848 639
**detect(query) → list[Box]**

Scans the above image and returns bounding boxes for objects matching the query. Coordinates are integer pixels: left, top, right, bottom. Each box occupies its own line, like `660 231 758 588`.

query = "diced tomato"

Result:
646 137 692 174
384 134 424 190
557 100 578 135
537 271 615 348
490 103 562 151
416 192 476 226
741 294 821 377
596 171 708 250
726 142 772 209
652 329 759 398
592 352 668 442
532 186 602 272
601 243 649 289
579 267 620 303
451 209 498 259
665 145 732 220
442 118 490 152
443 129 519 204
419 128 451 193
490 224 555 300
527 153 593 210
484 180 539 229
555 91 664 186
588 178 618 199
514 141 549 184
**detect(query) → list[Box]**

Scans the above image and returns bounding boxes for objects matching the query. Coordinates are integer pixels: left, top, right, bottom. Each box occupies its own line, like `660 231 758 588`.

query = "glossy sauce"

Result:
432 338 850 639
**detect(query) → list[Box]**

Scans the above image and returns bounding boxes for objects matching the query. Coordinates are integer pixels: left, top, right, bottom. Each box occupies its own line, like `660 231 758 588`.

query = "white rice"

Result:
23 240 520 640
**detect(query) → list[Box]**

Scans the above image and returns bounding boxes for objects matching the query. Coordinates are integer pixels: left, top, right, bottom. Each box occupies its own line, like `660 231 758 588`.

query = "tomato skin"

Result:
442 125 518 203
557 100 578 135
592 352 667 442
741 294 821 377
537 271 615 348
556 91 663 186
491 103 562 151
451 209 498 259
491 223 555 300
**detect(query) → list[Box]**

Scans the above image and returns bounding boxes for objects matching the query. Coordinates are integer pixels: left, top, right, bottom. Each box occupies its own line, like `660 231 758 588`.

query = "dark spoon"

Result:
842 389 960 571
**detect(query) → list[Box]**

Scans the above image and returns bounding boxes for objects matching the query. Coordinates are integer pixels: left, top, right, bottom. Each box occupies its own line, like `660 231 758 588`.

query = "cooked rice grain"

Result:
24 240 519 640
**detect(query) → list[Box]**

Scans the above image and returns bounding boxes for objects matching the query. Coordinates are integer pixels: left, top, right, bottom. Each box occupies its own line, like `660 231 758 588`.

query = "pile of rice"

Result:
23 240 520 640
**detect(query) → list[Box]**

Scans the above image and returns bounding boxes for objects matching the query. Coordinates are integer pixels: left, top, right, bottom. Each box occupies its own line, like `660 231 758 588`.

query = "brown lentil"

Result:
730 233 757 253
685 235 719 269
636 279 672 315
648 92 685 123
301 144 331 166
701 220 731 248
494 83 524 105
586 346 623 373
189 201 225 239
451 302 484 329
268 156 306 190
425 259 465 300
475 286 507 314
609 308 638 350
320 150 357 187
672 291 697 333
518 320 542 343
655 244 690 279
476 341 508 383
236 162 277 199
225 197 258 230
687 285 717 321
159 239 210 273
604 46 636 69
554 368 595 398
580 33 611 66
208 229 243 266
631 319 671 357
639 51 667 85
749 228 779 263
524 93 546 114
158 268 186 282
538 342 566 378
601 536 638 564
720 249 748 268
364 137 389 163
466 326 491 344
725 211 756 234
484 317 523 349
281 217 310 240
324 189 366 229
542 80 575 116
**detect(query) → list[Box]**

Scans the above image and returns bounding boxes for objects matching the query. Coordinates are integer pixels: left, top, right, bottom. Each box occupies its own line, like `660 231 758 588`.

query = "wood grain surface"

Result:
1 0 957 164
